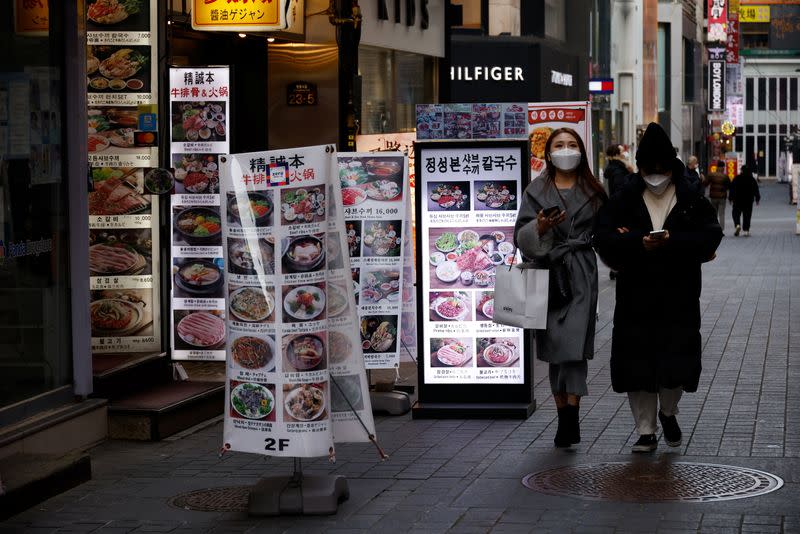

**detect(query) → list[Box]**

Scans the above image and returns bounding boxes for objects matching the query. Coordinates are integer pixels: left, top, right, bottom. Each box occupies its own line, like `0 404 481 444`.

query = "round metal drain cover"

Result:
169 486 251 512
522 462 783 502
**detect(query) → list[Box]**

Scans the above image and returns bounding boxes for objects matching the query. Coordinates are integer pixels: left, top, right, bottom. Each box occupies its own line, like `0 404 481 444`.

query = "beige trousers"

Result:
627 388 683 435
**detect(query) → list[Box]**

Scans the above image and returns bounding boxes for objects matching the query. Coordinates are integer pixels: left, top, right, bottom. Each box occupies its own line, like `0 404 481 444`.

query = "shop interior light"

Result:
239 33 247 38
267 37 275 43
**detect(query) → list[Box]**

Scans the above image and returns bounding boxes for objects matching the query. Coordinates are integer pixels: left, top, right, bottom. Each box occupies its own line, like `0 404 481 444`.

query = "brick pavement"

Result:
2 183 799 533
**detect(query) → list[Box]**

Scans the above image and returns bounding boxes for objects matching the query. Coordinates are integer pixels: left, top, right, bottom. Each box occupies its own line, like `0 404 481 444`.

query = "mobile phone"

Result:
649 229 667 239
543 205 561 217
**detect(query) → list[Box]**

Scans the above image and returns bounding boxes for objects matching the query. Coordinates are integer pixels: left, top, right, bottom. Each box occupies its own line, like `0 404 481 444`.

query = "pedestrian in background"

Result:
685 156 703 193
703 160 730 232
592 123 722 453
730 163 760 236
604 144 632 197
515 128 607 449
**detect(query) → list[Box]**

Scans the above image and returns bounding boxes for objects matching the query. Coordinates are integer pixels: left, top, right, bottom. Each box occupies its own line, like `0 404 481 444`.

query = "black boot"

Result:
554 407 571 448
566 404 581 444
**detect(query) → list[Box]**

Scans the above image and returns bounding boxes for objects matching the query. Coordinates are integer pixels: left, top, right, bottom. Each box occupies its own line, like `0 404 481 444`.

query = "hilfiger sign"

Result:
708 60 726 111
450 66 525 82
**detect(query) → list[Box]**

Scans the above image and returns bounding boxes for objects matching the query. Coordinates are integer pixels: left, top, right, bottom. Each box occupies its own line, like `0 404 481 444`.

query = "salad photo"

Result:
87 0 149 31
280 187 325 225
284 383 327 422
229 381 276 421
173 154 219 194
474 180 517 211
171 101 226 143
429 291 472 322
476 338 520 368
87 45 150 94
429 226 515 290
430 338 473 368
282 283 326 323
283 333 327 372
362 220 402 257
360 316 397 354
427 181 470 211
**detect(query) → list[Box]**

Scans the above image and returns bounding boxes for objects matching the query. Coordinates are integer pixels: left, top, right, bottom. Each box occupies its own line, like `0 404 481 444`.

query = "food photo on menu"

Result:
476 337 521 368
171 101 227 143
88 168 150 216
326 280 350 319
429 291 472 322
339 156 404 206
229 380 277 422
88 107 140 153
427 181 471 211
327 329 353 366
173 154 220 194
227 237 275 275
173 205 222 247
343 221 362 258
471 103 502 138
231 334 276 372
282 282 327 324
331 374 365 412
326 232 344 270
284 382 328 422
430 337 473 368
228 285 276 324
529 125 553 173
475 291 494 321
172 258 224 299
360 268 401 305
281 233 325 274
89 229 151 277
429 227 515 290
282 333 327 373
474 180 517 211
87 0 150 32
360 315 398 354
362 220 402 257
87 45 150 94
226 191 274 228
174 309 225 350
90 289 153 338
280 186 325 225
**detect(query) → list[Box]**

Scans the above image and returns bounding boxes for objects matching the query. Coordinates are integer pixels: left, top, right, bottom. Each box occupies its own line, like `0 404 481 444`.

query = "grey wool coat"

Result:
513 174 604 364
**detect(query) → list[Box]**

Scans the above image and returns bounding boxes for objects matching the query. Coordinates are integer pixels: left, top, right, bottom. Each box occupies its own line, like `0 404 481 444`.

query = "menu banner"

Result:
169 67 230 361
528 101 593 180
416 103 528 140
87 0 161 355
417 142 527 386
337 153 409 369
220 145 375 457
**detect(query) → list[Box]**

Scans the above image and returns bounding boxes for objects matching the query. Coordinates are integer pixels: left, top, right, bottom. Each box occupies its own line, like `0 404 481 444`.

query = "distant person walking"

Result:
604 144 632 197
730 164 760 236
515 128 607 449
592 123 722 453
704 160 730 232
685 156 703 193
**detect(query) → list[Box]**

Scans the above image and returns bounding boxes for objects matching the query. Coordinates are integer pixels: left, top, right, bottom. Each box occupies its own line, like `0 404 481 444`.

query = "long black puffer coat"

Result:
592 163 723 393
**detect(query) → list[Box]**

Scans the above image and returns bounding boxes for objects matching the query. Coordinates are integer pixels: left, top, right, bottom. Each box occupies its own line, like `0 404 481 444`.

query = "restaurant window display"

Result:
0 3 72 407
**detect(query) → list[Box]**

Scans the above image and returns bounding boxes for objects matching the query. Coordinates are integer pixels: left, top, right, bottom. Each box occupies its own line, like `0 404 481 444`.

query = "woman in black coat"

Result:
729 164 760 236
593 123 722 453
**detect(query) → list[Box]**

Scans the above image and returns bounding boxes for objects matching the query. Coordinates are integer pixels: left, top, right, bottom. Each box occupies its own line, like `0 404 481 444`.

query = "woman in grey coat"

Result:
514 128 607 448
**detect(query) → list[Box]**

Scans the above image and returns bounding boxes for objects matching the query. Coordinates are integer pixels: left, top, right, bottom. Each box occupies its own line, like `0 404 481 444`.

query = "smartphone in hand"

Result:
649 229 667 239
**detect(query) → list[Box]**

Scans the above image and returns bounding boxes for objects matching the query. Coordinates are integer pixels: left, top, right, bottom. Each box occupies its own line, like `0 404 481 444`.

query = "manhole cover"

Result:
522 462 783 502
168 486 251 512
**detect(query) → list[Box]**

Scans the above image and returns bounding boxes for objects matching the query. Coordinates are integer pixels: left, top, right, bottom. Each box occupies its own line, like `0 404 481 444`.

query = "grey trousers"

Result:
710 198 726 231
549 361 589 396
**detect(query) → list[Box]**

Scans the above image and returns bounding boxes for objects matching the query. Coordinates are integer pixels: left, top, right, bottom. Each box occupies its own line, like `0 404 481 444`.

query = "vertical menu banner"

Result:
337 153 409 369
528 101 593 180
87 0 161 354
416 141 531 406
169 67 230 361
220 146 375 457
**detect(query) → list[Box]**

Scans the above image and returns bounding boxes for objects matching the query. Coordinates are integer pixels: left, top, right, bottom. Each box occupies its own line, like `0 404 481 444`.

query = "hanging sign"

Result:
708 0 728 42
220 145 376 457
191 0 295 32
169 66 230 361
708 60 726 111
726 15 739 64
739 5 769 23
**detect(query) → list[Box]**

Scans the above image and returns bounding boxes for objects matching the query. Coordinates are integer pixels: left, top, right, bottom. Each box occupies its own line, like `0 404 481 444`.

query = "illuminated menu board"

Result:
416 140 530 398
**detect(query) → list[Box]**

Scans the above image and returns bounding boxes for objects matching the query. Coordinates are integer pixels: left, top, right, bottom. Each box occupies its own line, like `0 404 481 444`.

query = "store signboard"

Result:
336 153 409 369
726 15 739 64
88 0 162 355
169 67 230 361
709 60 726 111
191 0 295 32
415 140 531 406
739 5 769 23
360 0 445 58
14 0 48 36
528 101 593 179
769 5 800 52
727 95 744 127
708 0 728 42
220 145 375 456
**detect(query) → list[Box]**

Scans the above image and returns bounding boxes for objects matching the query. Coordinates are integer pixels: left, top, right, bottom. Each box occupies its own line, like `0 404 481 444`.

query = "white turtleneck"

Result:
642 183 677 230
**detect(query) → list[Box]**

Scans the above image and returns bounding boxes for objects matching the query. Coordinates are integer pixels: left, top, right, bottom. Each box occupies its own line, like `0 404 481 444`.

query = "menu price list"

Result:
419 145 526 385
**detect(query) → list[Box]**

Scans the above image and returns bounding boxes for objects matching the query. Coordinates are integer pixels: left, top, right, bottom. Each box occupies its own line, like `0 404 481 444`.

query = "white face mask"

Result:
550 148 582 172
643 174 671 195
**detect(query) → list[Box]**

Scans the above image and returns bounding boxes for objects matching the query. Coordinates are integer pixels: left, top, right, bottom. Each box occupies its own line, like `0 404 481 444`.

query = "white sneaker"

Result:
734 225 741 236
743 230 750 236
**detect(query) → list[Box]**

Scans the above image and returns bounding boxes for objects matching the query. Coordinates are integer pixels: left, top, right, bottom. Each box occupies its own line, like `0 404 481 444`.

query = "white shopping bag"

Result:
492 262 549 329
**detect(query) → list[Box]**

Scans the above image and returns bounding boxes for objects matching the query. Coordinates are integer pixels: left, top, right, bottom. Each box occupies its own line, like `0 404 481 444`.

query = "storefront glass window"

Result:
359 47 436 135
544 0 565 40
0 4 72 408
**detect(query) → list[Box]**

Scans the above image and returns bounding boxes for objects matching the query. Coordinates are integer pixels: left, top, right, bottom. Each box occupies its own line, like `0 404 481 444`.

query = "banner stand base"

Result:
248 465 349 516
411 401 536 420
370 390 411 415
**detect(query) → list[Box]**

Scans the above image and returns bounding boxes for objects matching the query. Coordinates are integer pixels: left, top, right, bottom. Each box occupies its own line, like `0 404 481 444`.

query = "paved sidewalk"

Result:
3 183 799 533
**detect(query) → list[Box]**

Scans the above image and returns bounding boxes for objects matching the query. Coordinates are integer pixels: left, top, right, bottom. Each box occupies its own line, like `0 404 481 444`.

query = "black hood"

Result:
636 122 677 167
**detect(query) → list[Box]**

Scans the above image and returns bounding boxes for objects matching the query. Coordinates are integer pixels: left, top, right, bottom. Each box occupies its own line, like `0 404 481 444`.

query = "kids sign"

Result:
192 0 295 32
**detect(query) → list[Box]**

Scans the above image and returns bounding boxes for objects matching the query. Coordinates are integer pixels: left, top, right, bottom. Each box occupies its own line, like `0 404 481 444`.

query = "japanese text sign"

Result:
192 0 294 32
